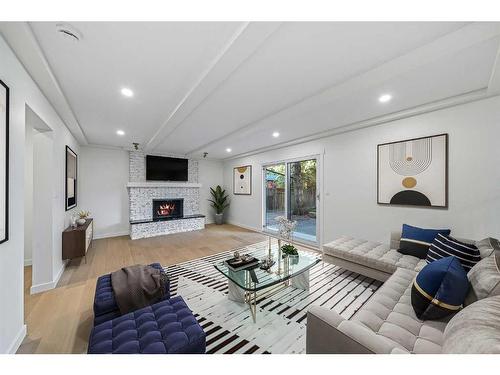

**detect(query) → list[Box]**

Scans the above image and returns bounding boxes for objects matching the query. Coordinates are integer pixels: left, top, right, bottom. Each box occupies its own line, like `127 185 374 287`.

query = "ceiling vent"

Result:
56 23 82 42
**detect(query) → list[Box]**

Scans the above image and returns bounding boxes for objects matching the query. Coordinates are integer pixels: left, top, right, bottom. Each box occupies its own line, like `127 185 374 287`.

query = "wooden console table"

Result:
62 218 93 262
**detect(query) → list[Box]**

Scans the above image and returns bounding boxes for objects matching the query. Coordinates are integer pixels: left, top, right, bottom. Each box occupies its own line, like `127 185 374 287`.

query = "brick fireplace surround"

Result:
127 151 205 240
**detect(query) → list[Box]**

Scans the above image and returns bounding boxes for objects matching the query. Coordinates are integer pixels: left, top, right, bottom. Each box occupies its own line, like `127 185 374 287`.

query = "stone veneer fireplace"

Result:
127 151 205 240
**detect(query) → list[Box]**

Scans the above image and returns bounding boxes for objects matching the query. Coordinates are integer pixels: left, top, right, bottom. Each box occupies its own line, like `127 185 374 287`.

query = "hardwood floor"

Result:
18 224 266 354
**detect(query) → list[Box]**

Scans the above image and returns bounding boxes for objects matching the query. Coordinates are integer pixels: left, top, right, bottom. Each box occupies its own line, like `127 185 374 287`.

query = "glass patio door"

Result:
288 159 317 243
263 158 318 243
264 163 286 232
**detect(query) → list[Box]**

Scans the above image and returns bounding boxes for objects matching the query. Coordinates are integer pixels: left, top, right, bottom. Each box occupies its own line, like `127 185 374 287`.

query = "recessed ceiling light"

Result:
272 131 280 138
121 87 134 97
378 94 392 103
116 130 125 136
226 148 232 153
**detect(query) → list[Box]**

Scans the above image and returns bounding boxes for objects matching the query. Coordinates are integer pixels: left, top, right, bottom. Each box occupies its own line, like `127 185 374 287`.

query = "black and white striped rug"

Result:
165 241 381 354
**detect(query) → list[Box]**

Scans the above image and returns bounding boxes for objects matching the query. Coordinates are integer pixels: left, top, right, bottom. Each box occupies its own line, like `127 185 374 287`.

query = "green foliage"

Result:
280 243 298 256
209 185 230 214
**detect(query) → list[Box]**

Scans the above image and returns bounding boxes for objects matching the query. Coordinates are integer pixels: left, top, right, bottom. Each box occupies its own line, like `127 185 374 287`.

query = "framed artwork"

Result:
65 145 78 211
0 80 9 244
377 133 448 208
233 165 252 195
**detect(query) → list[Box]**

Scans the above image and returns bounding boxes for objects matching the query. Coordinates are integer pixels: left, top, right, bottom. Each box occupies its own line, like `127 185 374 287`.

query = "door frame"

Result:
261 153 322 246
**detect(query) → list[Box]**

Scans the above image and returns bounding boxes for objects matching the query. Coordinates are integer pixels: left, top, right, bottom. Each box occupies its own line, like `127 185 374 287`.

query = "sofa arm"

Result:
306 306 405 354
390 231 401 250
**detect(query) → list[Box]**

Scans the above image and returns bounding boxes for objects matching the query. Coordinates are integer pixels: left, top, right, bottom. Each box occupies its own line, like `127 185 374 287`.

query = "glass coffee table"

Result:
214 247 320 322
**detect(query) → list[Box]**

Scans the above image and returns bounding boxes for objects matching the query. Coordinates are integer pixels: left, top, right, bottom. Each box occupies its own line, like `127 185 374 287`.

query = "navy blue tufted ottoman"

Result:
93 263 170 326
88 296 206 354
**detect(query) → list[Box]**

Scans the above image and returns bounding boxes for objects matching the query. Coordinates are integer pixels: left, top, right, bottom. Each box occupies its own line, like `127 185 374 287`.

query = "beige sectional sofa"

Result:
306 234 500 354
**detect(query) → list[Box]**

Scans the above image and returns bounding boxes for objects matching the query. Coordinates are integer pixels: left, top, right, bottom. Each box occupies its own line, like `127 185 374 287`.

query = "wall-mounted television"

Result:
146 155 188 181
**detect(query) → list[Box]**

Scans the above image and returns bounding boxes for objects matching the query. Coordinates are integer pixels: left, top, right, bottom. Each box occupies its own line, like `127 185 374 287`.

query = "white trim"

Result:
126 181 202 188
24 258 32 267
30 261 67 295
146 22 263 152
93 230 130 240
6 324 26 354
226 220 261 233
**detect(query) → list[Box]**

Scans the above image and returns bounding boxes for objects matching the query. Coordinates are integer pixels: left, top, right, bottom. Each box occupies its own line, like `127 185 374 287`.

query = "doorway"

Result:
24 106 54 297
263 156 319 244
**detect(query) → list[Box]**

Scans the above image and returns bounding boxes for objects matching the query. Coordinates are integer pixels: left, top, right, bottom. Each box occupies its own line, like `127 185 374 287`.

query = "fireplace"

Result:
152 198 184 221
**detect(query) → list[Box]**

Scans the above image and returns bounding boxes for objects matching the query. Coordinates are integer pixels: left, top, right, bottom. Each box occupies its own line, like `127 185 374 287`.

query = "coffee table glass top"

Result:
214 247 321 292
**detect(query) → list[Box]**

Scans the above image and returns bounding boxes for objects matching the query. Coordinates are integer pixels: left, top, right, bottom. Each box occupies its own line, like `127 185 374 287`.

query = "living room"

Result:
1 0 500 373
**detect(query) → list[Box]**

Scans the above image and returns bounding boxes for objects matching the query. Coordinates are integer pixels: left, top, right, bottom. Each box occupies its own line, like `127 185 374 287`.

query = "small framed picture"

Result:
0 80 9 244
65 146 78 211
233 165 252 195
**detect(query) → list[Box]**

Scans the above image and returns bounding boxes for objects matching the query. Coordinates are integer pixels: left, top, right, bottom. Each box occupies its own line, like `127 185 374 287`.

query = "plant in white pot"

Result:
209 185 230 225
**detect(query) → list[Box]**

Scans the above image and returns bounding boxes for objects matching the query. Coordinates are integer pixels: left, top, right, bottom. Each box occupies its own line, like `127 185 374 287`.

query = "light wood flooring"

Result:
18 224 266 354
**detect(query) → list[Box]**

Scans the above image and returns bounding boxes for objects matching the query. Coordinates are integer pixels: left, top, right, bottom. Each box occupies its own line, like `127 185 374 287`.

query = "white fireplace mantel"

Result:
126 181 202 189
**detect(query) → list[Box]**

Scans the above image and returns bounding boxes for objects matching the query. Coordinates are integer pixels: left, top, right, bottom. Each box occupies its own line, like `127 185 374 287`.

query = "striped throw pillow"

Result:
427 234 481 272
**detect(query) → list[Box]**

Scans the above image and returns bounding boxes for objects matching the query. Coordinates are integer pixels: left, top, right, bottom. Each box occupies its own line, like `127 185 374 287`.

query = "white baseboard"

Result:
6 324 26 354
30 260 67 295
93 230 130 240
24 258 32 267
226 220 261 233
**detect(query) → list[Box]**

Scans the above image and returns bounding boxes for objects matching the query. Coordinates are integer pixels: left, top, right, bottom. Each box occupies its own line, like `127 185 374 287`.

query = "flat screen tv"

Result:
146 155 188 181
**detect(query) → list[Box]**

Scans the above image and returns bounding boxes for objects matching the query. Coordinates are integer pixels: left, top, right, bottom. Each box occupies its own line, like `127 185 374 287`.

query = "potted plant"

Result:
281 243 299 264
209 185 230 225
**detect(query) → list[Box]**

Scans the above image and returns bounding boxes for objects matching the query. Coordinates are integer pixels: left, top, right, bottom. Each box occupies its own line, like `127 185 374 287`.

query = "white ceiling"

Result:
2 22 500 159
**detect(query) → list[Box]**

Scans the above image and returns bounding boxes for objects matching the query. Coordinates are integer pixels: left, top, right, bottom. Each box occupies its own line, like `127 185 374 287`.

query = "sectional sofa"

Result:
306 232 500 354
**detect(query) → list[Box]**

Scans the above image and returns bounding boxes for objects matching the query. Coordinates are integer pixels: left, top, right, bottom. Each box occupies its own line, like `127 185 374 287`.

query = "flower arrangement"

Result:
274 216 297 241
77 210 90 219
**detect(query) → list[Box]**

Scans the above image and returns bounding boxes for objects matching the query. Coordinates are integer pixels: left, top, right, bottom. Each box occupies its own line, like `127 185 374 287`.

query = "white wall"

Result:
32 130 54 288
79 146 130 239
78 149 225 234
199 159 224 224
23 125 33 265
0 34 80 353
224 96 500 245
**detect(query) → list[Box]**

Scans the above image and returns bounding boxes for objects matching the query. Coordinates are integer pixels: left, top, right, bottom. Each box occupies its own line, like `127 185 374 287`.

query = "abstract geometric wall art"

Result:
233 165 252 195
377 134 448 208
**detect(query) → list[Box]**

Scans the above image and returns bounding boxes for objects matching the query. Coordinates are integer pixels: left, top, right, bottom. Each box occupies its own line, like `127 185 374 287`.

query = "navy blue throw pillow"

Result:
411 256 469 320
398 224 451 259
426 234 481 272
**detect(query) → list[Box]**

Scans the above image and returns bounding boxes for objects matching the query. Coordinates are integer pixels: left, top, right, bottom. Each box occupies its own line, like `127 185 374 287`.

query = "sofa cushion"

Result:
411 257 468 320
476 237 497 258
88 296 206 354
398 224 451 259
465 253 500 305
323 236 426 275
352 268 449 353
426 234 480 272
443 295 500 353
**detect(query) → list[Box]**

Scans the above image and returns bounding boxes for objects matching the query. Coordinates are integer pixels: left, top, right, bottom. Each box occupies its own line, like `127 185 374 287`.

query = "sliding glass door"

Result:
263 157 318 243
264 163 286 232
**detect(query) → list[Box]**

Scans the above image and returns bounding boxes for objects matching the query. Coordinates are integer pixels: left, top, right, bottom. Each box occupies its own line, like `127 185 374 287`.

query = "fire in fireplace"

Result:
152 198 184 220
